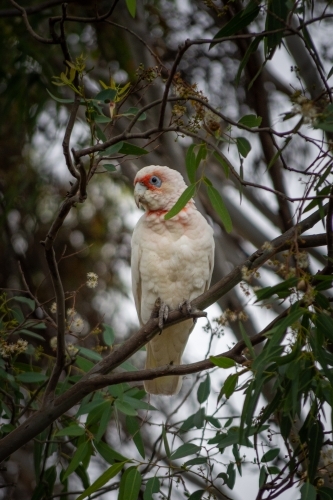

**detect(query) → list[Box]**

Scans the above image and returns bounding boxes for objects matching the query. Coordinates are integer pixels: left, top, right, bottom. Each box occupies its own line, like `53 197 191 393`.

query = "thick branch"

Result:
0 203 327 463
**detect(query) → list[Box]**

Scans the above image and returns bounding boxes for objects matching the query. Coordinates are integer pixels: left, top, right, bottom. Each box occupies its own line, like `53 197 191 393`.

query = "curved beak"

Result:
134 182 147 209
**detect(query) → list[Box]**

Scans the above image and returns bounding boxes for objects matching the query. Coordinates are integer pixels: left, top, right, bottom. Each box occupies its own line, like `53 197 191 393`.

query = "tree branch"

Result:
0 203 327 463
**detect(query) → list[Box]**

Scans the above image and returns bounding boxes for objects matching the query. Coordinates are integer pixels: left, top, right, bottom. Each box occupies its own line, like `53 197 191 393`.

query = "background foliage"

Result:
1 0 333 499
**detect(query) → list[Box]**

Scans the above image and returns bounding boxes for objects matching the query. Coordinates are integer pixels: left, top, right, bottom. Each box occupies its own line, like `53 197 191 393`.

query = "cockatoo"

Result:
131 165 214 395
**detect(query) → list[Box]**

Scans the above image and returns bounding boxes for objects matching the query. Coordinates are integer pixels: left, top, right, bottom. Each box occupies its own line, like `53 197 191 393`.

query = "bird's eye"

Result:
149 175 162 187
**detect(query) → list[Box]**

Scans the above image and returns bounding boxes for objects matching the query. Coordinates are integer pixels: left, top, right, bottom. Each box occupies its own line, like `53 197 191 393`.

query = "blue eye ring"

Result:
150 175 162 187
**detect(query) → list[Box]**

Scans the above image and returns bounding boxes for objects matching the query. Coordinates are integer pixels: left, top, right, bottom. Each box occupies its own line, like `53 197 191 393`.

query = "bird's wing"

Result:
131 223 143 326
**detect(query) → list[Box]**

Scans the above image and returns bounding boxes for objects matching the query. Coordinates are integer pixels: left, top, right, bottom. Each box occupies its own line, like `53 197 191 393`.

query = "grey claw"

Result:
158 302 169 330
179 299 192 315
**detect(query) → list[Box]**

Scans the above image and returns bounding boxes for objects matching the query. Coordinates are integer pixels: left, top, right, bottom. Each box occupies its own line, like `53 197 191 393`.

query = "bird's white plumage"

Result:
131 165 214 395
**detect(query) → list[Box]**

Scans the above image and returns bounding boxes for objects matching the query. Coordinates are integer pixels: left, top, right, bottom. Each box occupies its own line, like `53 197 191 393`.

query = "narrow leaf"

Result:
188 491 205 500
114 400 137 416
98 142 124 157
210 356 236 369
170 443 201 460
16 372 48 383
300 482 317 500
46 88 74 103
125 0 136 17
261 448 280 463
206 185 233 232
210 1 260 48
164 184 196 220
56 425 85 437
103 324 115 345
118 467 142 500
186 144 197 183
144 477 160 500
63 441 89 480
162 425 171 458
103 164 117 172
76 461 127 500
119 142 148 156
94 89 117 102
126 416 145 458
13 296 35 310
197 375 211 404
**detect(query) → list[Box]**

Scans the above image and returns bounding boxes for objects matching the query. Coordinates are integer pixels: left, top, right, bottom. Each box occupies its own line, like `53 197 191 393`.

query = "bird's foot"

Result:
179 299 207 320
152 297 169 331
179 299 192 316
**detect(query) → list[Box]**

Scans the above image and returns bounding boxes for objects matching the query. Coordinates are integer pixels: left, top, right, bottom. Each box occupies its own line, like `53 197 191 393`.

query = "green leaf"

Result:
126 416 145 458
46 88 74 103
267 466 281 475
93 114 112 123
236 137 251 158
179 414 196 433
261 448 280 463
186 144 196 183
75 464 90 490
213 151 230 177
103 164 117 172
125 0 136 17
265 0 289 55
76 461 127 500
164 184 196 220
94 440 128 464
103 323 115 345
210 356 236 369
193 408 205 429
205 415 221 428
119 142 148 156
300 482 317 500
232 443 242 475
218 373 238 401
259 465 267 488
118 467 142 500
16 372 48 383
197 374 211 404
144 477 160 500
227 463 236 489
162 425 171 458
114 400 137 416
13 296 35 310
63 441 89 480
318 486 333 500
184 457 207 467
239 321 255 359
206 185 233 233
98 141 124 157
238 114 262 128
170 443 201 460
307 420 324 483
235 36 262 86
94 88 117 102
188 491 205 500
210 0 260 48
56 425 85 437
18 329 45 341
94 403 113 442
75 356 94 372
255 277 298 301
77 346 102 361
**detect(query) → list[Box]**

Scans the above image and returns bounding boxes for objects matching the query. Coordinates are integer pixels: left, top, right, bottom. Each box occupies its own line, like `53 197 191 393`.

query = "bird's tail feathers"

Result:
144 322 193 395
144 342 182 395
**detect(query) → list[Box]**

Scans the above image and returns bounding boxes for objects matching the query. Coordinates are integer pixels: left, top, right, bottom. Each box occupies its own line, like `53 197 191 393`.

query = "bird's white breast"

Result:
132 208 214 324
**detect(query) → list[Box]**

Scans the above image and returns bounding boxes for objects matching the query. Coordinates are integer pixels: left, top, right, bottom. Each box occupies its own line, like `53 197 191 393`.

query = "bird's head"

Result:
134 165 189 213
